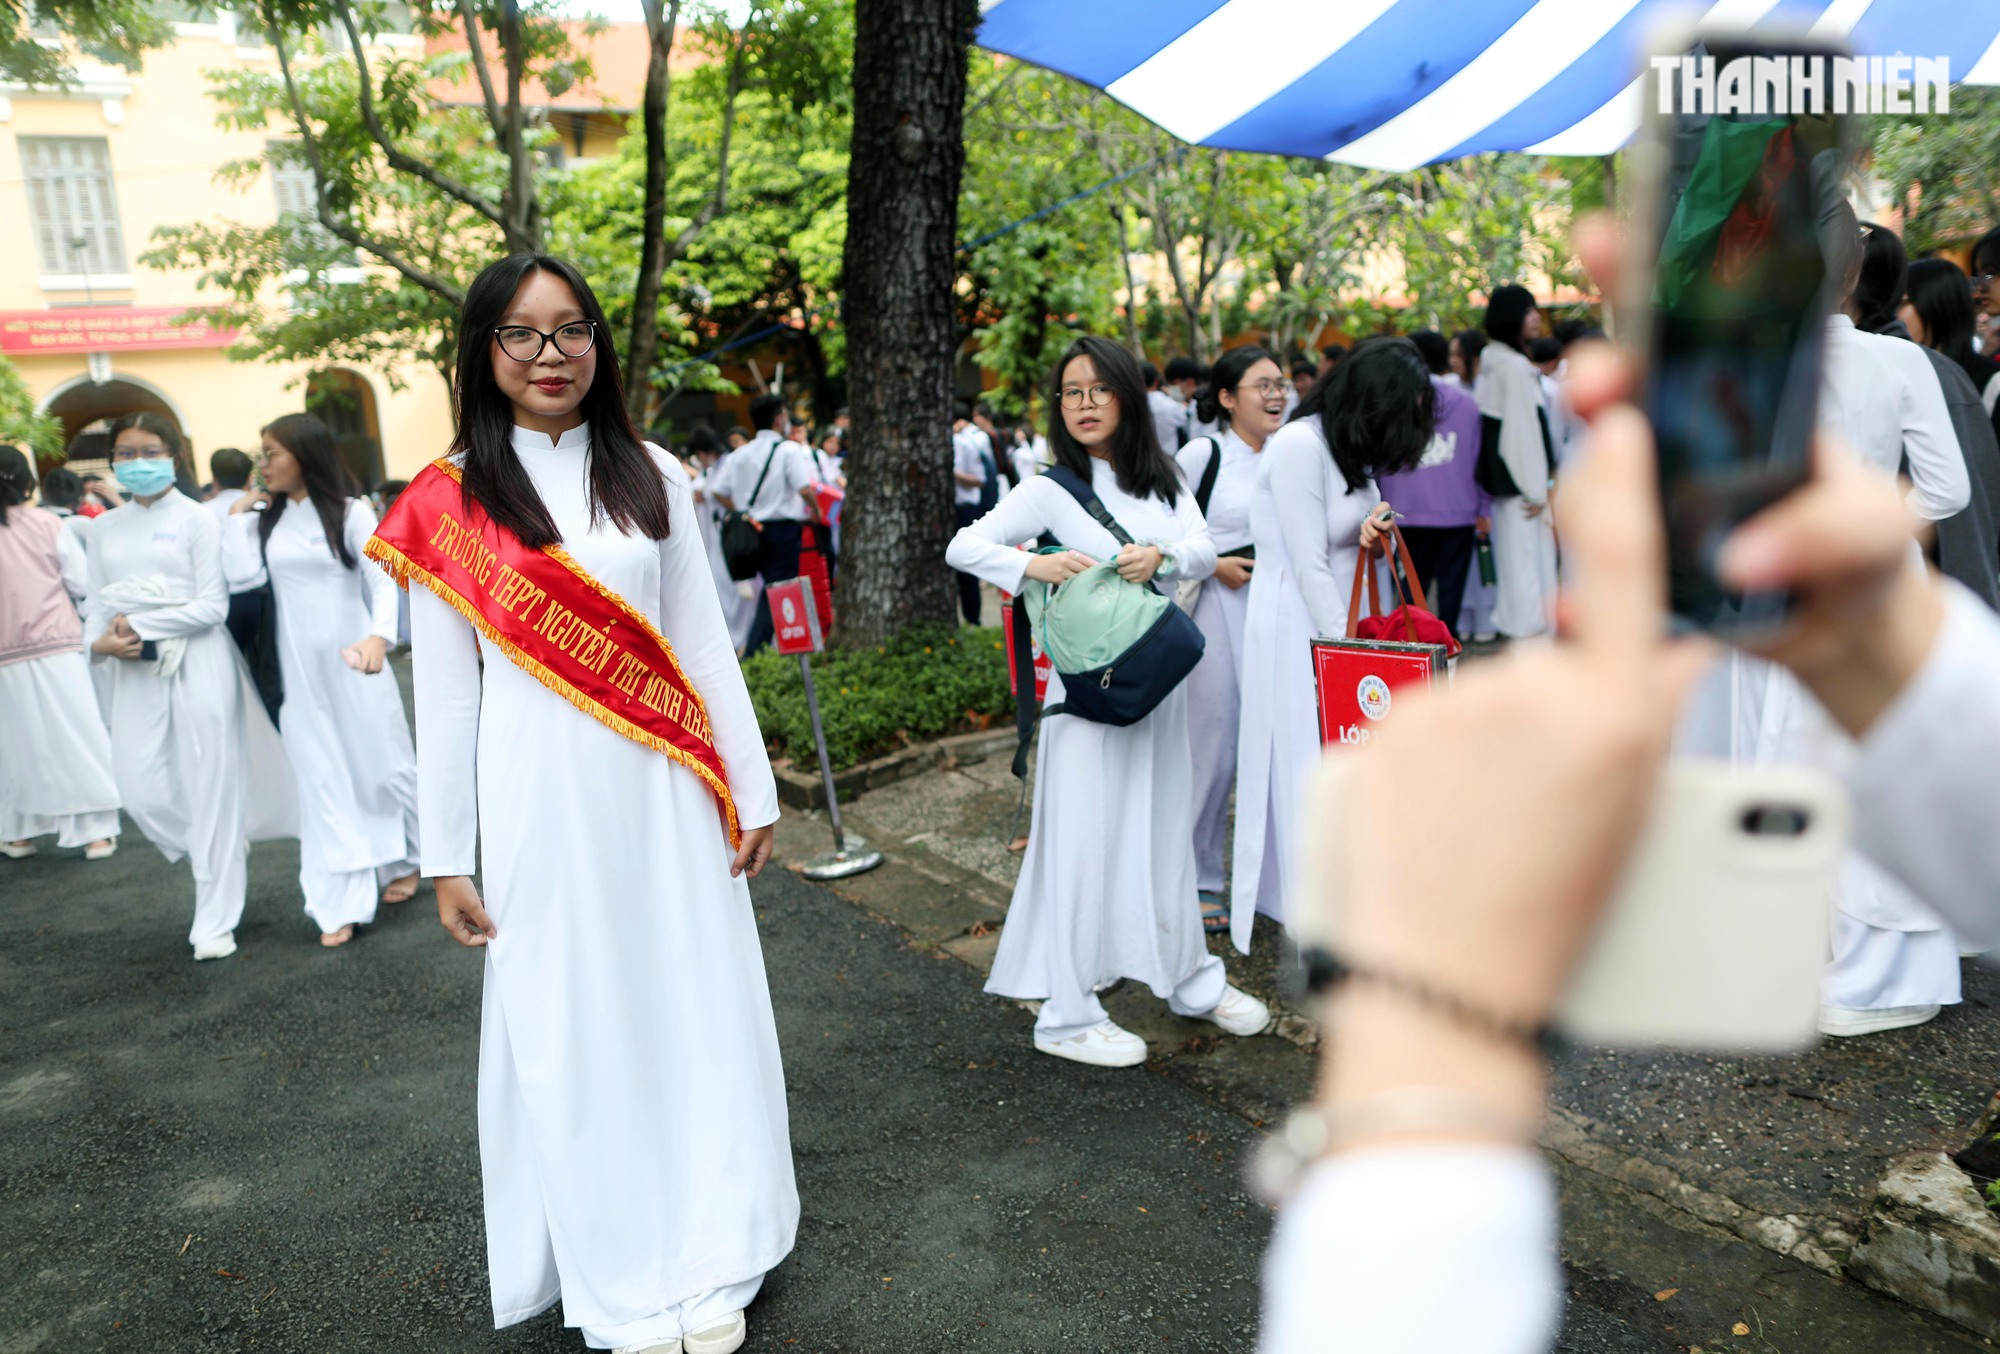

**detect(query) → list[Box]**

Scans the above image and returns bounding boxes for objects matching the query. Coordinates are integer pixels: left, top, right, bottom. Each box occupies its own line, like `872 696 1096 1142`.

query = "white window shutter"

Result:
18 137 128 276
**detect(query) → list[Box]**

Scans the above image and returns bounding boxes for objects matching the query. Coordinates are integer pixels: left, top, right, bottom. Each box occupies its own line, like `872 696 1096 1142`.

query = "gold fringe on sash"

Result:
364 477 742 849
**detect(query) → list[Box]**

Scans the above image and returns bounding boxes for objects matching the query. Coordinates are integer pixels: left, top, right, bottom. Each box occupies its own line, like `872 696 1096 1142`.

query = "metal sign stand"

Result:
767 575 882 881
795 651 882 880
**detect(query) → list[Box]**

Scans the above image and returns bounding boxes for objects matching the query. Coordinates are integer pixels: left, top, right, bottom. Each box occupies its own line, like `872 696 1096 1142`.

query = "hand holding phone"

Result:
1625 22 1856 634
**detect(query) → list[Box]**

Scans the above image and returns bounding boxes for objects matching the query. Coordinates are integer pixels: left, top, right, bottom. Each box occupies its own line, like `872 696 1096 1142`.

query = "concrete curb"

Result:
1849 1150 2000 1339
771 725 1022 810
1543 1106 1855 1276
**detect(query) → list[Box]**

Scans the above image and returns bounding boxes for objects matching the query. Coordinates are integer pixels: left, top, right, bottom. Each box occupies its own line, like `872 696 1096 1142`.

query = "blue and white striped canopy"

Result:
975 0 2000 170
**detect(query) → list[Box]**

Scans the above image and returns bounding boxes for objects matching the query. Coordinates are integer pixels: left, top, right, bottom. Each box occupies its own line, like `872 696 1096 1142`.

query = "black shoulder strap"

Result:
1010 592 1039 777
1043 464 1134 547
744 443 780 511
1192 436 1223 516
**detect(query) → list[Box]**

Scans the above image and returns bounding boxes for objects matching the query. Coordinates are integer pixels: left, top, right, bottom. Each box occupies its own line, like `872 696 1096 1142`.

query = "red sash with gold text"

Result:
365 459 739 847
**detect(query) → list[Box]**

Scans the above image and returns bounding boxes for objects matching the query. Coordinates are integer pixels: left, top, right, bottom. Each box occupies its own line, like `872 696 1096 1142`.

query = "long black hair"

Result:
1854 221 1908 335
0 445 29 527
40 466 84 512
1045 336 1181 504
260 413 362 568
108 411 196 496
1904 258 1986 386
1193 344 1278 428
453 253 670 548
1452 329 1487 385
1292 335 1436 493
1484 285 1537 352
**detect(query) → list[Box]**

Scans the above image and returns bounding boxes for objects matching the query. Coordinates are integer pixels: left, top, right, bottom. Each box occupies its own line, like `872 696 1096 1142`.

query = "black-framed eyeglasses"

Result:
493 321 597 362
1058 383 1115 410
1973 273 1996 293
111 444 174 462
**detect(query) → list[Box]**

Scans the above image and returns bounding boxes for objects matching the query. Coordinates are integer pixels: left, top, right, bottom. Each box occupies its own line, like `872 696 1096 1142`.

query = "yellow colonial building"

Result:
0 12 647 484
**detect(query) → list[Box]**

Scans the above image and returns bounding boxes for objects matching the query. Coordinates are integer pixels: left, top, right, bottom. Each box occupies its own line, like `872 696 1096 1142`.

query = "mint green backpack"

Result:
1017 465 1206 727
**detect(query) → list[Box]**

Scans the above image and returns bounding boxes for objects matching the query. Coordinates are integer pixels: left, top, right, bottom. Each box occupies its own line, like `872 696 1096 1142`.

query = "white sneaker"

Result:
683 1310 746 1354
85 839 118 861
613 1341 682 1354
1818 1003 1940 1037
0 841 37 860
1034 1019 1148 1067
192 933 238 961
1188 985 1272 1038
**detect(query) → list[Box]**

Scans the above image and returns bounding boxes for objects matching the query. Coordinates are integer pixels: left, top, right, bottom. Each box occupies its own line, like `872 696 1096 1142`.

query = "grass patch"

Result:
742 623 1014 771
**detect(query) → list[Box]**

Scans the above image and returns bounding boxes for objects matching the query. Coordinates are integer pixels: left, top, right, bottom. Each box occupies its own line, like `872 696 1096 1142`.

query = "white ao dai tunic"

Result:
1174 430 1258 900
1233 418 1378 951
0 507 120 847
945 459 1227 1039
224 498 418 933
409 426 794 1349
84 491 259 945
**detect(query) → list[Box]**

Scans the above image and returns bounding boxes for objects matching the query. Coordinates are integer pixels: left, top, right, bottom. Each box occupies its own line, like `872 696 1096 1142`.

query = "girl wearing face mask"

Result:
84 413 258 959
1172 344 1285 938
224 413 419 947
945 335 1273 1069
373 254 791 1354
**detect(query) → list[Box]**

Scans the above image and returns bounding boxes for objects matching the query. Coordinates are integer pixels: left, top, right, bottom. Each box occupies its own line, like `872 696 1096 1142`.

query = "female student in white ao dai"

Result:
947 335 1273 1069
413 255 793 1354
224 412 420 946
1233 339 1434 947
1173 344 1289 938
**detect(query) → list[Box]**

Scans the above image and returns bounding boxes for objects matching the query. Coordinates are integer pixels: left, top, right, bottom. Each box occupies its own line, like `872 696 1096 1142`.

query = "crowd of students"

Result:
942 218 2000 1061
5 216 2000 1352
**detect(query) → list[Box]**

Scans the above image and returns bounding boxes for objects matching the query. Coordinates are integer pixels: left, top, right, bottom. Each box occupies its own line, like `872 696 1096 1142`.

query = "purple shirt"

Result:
1375 376 1491 528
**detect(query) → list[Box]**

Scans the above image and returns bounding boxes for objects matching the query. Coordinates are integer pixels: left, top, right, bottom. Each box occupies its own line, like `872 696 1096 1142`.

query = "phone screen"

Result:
1644 39 1850 631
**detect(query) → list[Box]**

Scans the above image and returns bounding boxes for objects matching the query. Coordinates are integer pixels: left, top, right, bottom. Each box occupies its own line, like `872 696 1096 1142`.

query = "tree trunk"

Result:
625 0 680 428
834 0 977 647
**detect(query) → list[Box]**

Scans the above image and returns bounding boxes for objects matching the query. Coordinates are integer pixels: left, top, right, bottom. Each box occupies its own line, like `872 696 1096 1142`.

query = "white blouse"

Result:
1175 427 1259 555
944 456 1215 595
82 490 229 647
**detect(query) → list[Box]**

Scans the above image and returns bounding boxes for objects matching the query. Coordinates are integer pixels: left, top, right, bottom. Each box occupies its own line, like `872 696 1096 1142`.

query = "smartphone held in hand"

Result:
1299 758 1849 1051
1622 21 1856 634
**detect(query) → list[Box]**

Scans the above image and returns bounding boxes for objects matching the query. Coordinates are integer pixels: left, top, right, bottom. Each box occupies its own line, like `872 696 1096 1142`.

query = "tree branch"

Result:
270 22 466 308
454 0 509 147
335 0 506 231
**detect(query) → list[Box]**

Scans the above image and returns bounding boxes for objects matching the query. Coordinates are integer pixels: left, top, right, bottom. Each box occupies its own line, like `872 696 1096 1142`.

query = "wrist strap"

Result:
1301 947 1559 1055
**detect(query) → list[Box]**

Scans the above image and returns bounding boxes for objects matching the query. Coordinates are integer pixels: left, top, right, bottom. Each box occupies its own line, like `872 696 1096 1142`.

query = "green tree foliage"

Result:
0 353 64 460
144 0 850 407
1872 87 2000 253
551 0 853 415
740 623 1009 768
2 0 170 86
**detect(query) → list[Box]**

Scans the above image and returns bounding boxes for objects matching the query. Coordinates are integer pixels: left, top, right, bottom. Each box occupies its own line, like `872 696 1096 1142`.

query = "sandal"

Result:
381 873 419 904
1199 890 1230 934
320 924 358 948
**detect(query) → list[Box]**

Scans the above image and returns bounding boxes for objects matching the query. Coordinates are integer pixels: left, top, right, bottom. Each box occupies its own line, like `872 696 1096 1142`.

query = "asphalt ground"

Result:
7 826 1993 1354
1 832 1274 1353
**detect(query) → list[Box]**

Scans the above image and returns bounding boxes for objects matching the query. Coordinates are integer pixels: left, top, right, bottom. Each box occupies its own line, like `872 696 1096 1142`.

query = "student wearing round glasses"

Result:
84 413 266 959
1173 345 1287 939
380 254 791 1354
947 335 1274 1068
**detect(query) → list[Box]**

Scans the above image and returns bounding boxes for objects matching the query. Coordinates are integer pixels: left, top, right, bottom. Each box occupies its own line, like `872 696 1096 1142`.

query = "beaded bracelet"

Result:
1249 1087 1544 1205
1299 946 1563 1057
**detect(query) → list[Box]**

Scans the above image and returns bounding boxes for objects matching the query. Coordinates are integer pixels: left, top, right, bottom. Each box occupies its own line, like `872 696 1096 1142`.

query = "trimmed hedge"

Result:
741 623 1014 771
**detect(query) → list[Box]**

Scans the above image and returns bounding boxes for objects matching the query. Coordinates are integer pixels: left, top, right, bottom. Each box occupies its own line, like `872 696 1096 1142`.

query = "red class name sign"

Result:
769 577 824 657
1311 638 1446 747
0 306 239 356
